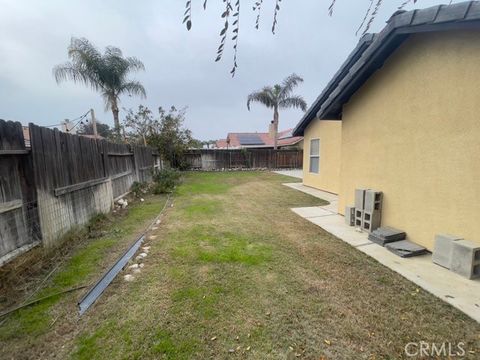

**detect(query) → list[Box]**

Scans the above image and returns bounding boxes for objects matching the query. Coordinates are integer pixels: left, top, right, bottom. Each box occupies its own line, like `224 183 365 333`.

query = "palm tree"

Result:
53 37 146 136
247 74 307 149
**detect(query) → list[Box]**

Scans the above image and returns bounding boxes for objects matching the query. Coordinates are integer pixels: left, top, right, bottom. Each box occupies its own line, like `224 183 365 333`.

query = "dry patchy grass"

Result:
2 172 479 359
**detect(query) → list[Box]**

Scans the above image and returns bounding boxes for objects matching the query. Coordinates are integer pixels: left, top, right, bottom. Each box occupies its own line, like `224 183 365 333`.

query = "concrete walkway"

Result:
284 182 480 323
273 169 303 180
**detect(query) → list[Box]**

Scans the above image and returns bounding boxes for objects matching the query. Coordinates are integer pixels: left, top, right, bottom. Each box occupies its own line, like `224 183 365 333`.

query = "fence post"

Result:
132 145 140 182
100 140 109 178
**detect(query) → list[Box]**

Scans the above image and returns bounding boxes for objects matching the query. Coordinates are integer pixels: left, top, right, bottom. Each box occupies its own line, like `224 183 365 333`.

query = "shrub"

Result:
153 169 181 194
131 181 150 198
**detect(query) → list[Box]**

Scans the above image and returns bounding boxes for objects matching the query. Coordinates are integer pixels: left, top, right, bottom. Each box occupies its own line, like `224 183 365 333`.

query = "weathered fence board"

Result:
133 145 155 183
184 149 303 170
0 120 39 263
104 141 136 200
1 120 160 263
30 124 112 246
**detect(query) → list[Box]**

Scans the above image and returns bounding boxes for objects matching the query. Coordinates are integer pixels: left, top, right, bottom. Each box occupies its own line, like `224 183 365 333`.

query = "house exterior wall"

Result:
339 30 480 250
303 120 342 194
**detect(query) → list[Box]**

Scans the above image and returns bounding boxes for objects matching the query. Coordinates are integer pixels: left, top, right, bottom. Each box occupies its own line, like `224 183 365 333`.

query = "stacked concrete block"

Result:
362 210 382 233
432 234 463 269
354 189 367 210
345 206 355 226
354 209 363 228
364 190 383 212
354 189 367 229
450 240 480 279
355 189 383 233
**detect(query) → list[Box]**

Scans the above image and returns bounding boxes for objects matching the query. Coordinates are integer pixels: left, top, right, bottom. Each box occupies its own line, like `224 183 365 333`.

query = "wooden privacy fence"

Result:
0 120 161 265
184 149 303 170
0 121 39 265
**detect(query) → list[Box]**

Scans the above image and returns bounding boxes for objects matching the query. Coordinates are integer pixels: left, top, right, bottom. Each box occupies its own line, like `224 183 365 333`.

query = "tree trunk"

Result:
111 98 121 137
273 107 279 150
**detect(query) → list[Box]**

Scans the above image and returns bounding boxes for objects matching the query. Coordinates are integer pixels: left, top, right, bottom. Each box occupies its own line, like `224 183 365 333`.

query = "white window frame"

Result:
309 138 320 174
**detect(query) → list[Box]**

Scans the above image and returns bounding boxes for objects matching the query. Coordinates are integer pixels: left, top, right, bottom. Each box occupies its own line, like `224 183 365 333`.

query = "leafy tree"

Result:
247 73 307 149
203 140 217 149
148 106 194 169
77 121 113 139
53 37 147 136
123 105 157 146
189 139 204 149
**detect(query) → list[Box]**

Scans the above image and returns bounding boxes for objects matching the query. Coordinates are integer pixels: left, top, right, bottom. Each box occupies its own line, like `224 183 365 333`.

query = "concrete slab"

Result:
285 182 480 323
273 170 303 179
291 207 333 218
385 240 428 258
307 214 373 248
283 183 339 213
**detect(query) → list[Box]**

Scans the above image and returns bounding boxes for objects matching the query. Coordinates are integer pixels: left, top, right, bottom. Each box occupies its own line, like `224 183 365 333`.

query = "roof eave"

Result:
292 33 375 136
317 2 480 120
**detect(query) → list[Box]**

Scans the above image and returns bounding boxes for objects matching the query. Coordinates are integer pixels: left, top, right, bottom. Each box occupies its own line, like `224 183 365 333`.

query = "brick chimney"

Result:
268 120 275 139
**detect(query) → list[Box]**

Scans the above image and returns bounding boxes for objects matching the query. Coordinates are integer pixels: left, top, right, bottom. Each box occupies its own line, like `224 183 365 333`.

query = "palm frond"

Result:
279 73 303 99
104 46 123 58
67 38 103 78
119 81 147 99
54 37 146 134
53 62 102 91
247 86 276 110
279 95 307 112
53 36 146 102
67 38 102 63
126 57 146 72
54 37 104 90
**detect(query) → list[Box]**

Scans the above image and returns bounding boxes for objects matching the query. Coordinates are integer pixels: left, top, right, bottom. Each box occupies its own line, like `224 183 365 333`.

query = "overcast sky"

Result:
0 0 453 140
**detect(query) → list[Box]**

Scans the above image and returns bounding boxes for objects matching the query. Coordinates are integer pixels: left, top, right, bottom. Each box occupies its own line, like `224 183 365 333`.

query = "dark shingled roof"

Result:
293 1 480 136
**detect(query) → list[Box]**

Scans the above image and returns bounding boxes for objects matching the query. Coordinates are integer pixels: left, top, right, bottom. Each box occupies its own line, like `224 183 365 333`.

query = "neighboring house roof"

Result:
293 1 480 136
216 129 303 149
278 129 304 147
215 139 229 148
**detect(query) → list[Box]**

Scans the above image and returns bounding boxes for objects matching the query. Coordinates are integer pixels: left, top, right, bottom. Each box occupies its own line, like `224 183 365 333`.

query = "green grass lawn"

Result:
1 172 479 359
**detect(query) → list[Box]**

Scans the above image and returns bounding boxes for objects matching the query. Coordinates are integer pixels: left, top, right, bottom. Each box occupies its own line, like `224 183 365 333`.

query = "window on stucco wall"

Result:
309 139 319 174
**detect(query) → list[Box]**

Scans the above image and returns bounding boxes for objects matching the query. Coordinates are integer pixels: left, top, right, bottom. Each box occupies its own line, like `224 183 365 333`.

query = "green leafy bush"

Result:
131 181 150 198
153 169 181 194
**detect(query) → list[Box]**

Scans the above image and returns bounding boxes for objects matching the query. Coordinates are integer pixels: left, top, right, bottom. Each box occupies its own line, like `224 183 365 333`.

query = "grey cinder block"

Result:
432 234 463 269
345 206 355 226
362 209 381 233
364 190 383 212
450 240 480 279
354 209 363 228
354 189 367 210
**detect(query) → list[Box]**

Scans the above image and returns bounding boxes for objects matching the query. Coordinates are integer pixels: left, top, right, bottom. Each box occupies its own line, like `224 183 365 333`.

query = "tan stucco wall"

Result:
339 30 480 250
297 139 304 150
303 120 342 194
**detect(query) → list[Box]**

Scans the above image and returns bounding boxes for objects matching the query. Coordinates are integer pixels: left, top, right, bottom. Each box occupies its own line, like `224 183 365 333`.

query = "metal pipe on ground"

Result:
77 194 172 316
